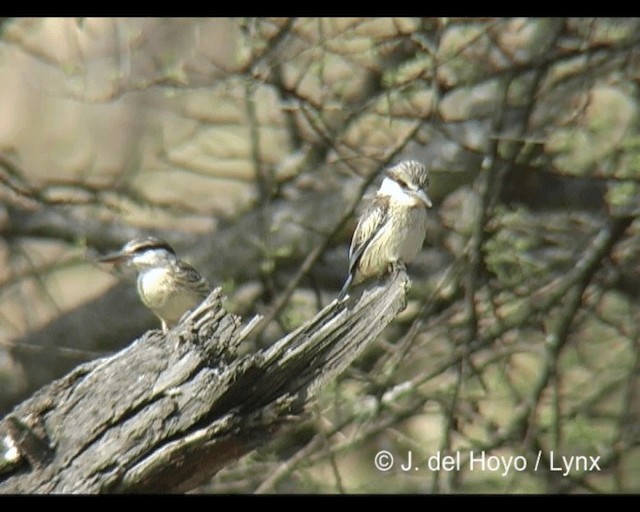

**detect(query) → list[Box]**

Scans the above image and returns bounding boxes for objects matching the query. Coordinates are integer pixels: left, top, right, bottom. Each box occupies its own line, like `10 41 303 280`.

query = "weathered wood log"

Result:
2 172 354 411
0 269 410 493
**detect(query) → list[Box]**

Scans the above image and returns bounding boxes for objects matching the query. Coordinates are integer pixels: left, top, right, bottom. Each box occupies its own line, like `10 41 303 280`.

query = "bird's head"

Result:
380 160 432 208
99 237 177 271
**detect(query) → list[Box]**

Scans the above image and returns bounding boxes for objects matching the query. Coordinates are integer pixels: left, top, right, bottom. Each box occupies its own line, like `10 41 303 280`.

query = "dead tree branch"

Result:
0 269 410 493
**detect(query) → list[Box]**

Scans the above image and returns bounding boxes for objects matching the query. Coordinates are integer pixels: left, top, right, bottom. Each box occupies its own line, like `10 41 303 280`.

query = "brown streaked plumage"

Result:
338 160 432 299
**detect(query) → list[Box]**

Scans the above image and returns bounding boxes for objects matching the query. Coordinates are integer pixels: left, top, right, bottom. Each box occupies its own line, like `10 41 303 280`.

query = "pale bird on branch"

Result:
99 237 211 333
338 160 432 300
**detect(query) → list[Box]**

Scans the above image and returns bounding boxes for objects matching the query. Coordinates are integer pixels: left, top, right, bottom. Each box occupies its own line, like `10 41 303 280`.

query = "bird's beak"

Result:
98 251 129 264
414 189 433 208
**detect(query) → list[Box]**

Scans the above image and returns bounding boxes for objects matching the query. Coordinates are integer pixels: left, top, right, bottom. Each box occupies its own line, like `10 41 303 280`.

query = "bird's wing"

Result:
338 196 389 300
173 261 211 299
348 196 389 276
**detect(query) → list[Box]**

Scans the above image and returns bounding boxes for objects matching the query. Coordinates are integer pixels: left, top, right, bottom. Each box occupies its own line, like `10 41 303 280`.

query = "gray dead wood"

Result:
0 269 410 493
2 174 352 412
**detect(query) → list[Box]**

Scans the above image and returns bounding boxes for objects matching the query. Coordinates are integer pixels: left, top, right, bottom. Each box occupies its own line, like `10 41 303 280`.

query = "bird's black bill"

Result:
97 252 128 263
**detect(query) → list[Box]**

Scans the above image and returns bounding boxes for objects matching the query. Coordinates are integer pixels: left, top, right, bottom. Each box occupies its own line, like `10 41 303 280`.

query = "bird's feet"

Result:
388 260 407 275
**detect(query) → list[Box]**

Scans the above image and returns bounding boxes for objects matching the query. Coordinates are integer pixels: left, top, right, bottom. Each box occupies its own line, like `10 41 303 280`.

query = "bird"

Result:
98 237 211 332
338 160 432 300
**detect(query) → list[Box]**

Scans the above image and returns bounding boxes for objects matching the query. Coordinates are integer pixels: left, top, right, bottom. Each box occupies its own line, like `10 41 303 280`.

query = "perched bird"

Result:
338 160 432 299
99 237 211 332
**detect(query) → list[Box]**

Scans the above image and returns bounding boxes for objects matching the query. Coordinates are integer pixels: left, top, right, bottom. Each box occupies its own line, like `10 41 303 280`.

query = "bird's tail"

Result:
337 273 354 301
